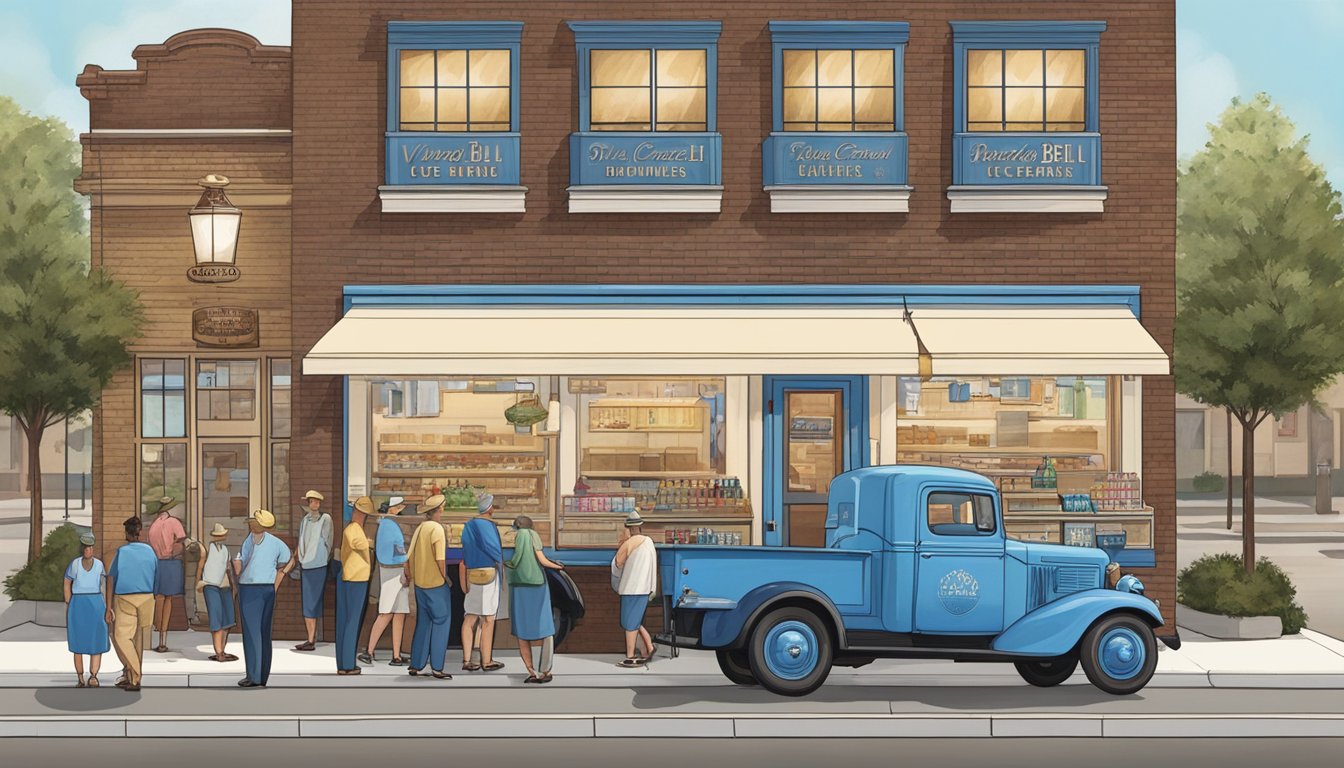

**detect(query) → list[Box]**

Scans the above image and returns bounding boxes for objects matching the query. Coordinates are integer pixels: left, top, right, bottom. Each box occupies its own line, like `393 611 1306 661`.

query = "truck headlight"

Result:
1115 574 1145 595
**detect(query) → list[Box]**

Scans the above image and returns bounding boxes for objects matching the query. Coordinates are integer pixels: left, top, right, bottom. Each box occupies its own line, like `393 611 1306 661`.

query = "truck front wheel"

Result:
1014 655 1078 687
747 607 833 697
1079 614 1157 695
716 649 757 686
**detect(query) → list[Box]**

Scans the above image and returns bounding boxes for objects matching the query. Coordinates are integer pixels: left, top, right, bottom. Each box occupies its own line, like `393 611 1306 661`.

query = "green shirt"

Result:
505 528 545 587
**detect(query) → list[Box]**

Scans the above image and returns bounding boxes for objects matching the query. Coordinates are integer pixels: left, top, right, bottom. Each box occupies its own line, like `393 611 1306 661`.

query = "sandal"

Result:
480 661 505 672
461 662 482 672
537 672 554 684
221 653 239 662
153 645 169 654
76 678 86 688
617 657 643 668
208 654 221 662
431 670 453 680
523 674 542 684
88 676 99 688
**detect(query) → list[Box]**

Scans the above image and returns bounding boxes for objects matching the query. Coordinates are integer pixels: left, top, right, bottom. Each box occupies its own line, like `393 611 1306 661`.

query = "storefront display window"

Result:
897 375 1150 555
140 358 186 438
369 377 552 547
196 360 257 421
200 442 252 536
140 443 187 516
270 359 291 438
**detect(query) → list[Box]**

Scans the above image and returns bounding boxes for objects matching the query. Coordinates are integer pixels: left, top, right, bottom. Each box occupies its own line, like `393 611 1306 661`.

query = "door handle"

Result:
920 553 932 559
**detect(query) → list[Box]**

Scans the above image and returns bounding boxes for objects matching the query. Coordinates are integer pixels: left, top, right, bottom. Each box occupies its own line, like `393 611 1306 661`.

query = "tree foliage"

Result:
1176 93 1344 572
0 96 144 562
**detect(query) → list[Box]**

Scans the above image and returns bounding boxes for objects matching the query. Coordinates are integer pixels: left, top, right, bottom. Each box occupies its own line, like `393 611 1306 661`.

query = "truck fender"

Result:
700 583 846 650
992 590 1164 658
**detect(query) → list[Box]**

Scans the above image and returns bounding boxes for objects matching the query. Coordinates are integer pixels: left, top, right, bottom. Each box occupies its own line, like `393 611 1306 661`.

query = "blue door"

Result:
914 488 1006 634
763 377 869 547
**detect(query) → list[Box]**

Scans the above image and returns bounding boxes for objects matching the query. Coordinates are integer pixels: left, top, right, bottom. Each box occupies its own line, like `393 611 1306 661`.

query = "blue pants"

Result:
335 579 369 671
238 584 276 685
409 584 452 673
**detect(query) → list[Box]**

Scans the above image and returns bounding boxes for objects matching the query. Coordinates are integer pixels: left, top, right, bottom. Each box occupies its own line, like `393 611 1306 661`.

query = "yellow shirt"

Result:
408 521 446 588
340 522 371 582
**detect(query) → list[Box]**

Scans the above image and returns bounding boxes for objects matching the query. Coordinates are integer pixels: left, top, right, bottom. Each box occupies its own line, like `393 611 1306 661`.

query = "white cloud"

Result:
0 11 82 134
1177 29 1241 162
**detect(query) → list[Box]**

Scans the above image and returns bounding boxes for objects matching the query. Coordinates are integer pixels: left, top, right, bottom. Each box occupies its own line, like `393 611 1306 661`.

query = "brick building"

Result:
83 1 1176 652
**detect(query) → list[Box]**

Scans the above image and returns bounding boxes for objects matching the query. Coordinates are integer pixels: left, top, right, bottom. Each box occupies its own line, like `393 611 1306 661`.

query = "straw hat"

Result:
476 494 495 514
381 496 407 515
624 509 645 528
351 496 376 516
79 533 95 547
249 509 276 529
302 490 325 501
209 523 229 538
421 494 446 513
154 496 178 515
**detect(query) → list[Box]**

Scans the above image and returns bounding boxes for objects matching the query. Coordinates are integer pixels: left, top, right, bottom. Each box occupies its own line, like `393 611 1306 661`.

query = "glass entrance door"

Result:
198 441 260 544
764 377 868 547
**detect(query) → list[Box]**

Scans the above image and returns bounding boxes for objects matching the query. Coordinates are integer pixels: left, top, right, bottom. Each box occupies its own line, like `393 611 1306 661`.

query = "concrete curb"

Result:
1178 604 1282 640
3 713 1344 739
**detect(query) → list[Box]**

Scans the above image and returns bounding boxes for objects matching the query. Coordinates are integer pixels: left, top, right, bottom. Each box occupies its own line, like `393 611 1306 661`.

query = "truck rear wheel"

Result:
1014 655 1078 687
1079 614 1157 695
716 649 757 686
747 606 832 697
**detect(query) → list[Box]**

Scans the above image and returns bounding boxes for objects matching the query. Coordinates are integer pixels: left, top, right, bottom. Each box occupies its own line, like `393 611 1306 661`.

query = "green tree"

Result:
1176 94 1344 574
0 96 144 563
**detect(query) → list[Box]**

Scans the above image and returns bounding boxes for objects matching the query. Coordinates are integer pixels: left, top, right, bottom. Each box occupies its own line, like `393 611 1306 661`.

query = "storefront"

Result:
305 284 1168 571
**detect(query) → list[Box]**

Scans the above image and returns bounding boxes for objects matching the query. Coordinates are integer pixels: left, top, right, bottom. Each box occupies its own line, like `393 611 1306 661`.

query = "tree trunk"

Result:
1226 409 1234 530
24 424 45 563
1241 420 1256 575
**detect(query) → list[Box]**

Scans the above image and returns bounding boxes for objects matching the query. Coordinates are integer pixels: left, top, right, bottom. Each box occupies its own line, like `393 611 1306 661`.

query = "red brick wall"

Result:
290 0 1177 635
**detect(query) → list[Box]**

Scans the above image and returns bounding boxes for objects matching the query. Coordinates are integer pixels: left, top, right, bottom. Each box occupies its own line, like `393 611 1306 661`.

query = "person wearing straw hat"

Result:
406 494 453 679
459 492 504 672
612 508 657 668
232 509 293 688
64 533 109 688
335 496 375 675
107 516 157 692
290 490 333 652
361 496 410 666
195 523 238 663
146 496 187 654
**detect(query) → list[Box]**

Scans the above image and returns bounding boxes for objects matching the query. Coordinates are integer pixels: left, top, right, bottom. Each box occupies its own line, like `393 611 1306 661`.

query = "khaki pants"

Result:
113 593 154 685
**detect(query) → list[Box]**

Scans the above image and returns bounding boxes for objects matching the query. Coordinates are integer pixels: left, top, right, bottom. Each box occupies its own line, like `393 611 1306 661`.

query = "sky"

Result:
0 0 1340 189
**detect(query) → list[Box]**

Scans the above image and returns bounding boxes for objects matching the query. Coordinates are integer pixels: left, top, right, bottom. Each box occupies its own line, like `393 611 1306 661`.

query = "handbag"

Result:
504 394 549 427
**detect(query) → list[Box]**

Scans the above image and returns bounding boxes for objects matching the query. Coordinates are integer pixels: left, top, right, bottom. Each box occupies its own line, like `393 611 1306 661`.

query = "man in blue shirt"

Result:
459 493 505 672
106 516 158 692
232 509 293 687
362 496 410 666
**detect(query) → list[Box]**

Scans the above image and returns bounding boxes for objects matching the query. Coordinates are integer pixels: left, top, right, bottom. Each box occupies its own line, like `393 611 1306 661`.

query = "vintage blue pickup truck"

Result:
655 465 1171 697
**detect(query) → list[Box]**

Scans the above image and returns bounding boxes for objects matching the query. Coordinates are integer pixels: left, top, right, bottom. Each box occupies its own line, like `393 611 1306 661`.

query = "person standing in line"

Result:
459 493 505 672
64 533 109 688
291 490 333 652
612 509 657 668
146 496 187 654
504 515 564 683
194 523 238 662
361 496 410 666
232 509 293 688
406 494 453 680
335 496 374 675
106 516 157 692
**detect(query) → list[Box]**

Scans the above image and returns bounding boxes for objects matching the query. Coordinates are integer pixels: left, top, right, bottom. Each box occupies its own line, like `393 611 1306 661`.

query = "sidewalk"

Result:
2 622 1343 690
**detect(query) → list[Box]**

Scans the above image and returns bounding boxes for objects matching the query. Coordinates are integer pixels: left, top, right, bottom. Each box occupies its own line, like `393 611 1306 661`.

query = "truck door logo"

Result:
937 569 981 615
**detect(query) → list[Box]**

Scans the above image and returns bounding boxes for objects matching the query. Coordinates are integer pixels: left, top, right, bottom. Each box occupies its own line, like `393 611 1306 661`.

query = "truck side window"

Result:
928 492 998 536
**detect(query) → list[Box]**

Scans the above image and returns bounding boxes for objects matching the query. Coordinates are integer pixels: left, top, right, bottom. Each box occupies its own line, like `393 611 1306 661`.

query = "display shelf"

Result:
582 470 723 480
373 470 548 478
376 445 546 454
896 446 1100 455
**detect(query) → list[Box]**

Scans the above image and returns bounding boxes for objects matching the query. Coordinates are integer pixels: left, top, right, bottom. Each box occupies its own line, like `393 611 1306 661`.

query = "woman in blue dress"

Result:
64 533 111 688
504 516 565 684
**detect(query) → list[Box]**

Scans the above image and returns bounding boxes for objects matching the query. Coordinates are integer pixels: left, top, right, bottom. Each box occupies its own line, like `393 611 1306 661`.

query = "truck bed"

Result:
658 544 872 611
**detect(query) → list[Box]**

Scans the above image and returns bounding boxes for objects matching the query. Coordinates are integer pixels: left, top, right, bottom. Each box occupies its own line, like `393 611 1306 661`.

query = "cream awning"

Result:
916 307 1169 376
302 304 1169 377
302 306 921 376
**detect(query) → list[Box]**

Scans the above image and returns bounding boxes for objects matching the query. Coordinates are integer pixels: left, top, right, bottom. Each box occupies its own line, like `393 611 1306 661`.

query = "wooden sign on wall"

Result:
192 307 259 348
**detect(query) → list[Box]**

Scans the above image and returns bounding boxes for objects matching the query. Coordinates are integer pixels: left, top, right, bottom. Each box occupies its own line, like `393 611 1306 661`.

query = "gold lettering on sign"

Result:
192 307 259 348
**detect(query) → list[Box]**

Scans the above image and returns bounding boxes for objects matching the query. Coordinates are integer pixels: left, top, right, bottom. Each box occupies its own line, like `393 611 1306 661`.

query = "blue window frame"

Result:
566 21 723 187
763 22 910 190
384 22 523 186
949 21 1105 188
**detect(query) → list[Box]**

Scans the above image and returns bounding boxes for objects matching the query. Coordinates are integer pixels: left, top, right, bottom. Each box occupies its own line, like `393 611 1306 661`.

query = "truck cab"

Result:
658 465 1164 697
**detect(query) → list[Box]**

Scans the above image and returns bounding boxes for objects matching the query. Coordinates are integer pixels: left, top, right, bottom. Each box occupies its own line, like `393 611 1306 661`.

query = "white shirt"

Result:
201 542 230 588
615 535 657 596
298 512 333 569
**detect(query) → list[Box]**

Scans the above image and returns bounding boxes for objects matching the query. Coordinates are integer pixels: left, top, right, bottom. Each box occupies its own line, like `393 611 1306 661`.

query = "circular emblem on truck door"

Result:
937 569 981 616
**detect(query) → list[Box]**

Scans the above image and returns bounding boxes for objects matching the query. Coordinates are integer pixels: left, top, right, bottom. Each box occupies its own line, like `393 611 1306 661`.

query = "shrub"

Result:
1178 553 1308 634
1191 471 1225 493
2 524 82 602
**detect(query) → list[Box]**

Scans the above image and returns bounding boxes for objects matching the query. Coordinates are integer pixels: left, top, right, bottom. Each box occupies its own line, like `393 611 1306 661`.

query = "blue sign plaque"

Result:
569 133 722 186
385 134 521 186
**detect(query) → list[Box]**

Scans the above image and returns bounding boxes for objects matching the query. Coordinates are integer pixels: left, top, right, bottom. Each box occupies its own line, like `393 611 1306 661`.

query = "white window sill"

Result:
378 185 527 213
946 186 1108 214
566 185 723 214
765 186 912 214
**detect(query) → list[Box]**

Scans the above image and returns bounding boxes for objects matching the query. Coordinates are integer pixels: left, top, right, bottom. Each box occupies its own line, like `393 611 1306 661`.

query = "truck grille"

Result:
1028 565 1101 612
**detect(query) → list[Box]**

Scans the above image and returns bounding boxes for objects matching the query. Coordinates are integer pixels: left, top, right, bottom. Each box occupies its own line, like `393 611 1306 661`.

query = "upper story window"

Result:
140 358 186 439
397 48 512 132
947 21 1106 214
590 49 707 132
763 21 910 214
382 22 525 213
965 49 1085 132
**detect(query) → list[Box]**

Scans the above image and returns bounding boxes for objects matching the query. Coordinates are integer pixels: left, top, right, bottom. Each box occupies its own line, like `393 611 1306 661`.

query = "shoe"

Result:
357 652 374 665
153 644 169 654
208 655 220 662
409 668 424 677
388 656 408 667
523 674 542 684
76 678 86 688
537 673 554 684
430 670 452 680
122 684 141 692
294 641 316 652
221 653 239 662
480 661 505 672
237 679 262 688
337 668 362 676
617 657 643 668
88 676 100 688
461 662 481 672
114 678 130 689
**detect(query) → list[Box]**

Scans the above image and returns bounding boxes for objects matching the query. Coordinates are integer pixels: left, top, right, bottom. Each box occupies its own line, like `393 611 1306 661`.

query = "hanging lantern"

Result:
187 174 242 283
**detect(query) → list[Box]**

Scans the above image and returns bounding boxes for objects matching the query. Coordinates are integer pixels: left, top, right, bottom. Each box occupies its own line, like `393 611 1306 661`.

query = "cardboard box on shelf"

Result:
1030 426 1099 450
664 447 700 471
